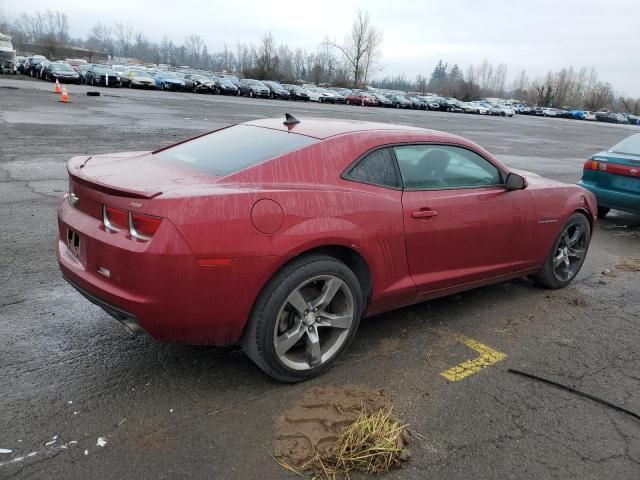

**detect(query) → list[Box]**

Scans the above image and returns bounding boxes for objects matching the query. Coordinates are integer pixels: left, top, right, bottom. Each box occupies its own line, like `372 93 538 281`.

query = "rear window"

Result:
154 125 318 176
609 134 640 156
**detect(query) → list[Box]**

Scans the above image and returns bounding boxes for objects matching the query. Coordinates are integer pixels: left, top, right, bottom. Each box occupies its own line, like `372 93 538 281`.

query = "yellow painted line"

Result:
440 336 507 382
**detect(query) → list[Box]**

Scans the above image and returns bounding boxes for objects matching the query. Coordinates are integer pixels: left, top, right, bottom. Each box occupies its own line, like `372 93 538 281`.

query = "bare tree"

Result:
114 22 133 57
330 9 383 88
184 34 205 68
89 22 112 51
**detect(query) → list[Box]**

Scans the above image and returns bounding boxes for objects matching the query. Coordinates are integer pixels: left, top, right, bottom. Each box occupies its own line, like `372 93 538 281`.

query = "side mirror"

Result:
505 172 527 190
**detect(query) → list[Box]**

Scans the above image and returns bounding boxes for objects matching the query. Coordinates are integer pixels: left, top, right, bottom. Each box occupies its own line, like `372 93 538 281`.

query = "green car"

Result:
579 133 640 217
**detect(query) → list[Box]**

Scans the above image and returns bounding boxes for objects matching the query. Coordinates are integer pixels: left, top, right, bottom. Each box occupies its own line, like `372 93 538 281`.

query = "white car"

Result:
542 108 557 117
583 111 597 121
305 87 335 103
467 102 490 115
491 104 514 117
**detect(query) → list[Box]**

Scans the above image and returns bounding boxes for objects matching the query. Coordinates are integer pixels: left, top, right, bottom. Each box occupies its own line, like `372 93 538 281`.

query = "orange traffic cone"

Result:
59 86 69 103
54 79 61 94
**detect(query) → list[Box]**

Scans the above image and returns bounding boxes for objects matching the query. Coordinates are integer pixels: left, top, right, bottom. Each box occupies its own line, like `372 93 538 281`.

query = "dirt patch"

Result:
274 385 392 468
616 257 640 272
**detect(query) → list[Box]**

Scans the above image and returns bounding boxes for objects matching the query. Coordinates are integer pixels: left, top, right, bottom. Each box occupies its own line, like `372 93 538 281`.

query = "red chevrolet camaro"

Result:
57 115 596 381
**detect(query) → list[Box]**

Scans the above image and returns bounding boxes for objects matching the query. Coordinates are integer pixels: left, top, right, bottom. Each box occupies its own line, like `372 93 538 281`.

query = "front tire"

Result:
531 213 591 289
242 255 363 382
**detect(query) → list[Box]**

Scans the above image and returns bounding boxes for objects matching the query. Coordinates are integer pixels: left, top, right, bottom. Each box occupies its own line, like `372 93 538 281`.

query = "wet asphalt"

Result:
0 76 639 479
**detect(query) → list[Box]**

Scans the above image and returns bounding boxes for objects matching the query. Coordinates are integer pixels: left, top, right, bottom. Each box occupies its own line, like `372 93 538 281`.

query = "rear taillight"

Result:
583 159 608 171
130 212 162 241
103 205 128 232
103 205 162 241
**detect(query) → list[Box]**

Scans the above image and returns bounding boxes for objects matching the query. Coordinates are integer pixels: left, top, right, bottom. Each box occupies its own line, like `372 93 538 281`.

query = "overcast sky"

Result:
4 0 640 96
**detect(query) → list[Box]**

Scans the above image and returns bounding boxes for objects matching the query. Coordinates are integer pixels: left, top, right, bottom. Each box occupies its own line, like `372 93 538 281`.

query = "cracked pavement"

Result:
0 77 639 479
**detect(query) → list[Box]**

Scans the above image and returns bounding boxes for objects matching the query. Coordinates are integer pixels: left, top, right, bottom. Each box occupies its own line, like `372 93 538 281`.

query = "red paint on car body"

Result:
57 118 597 345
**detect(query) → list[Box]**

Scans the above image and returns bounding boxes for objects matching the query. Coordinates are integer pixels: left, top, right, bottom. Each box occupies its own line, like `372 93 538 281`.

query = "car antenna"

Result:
283 113 300 127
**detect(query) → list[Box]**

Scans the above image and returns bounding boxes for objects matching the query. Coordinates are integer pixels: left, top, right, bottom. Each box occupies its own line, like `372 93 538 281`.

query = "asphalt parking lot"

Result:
1 77 639 479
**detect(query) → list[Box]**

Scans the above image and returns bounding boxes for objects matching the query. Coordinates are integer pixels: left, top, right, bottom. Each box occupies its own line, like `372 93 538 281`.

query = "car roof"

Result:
244 117 427 140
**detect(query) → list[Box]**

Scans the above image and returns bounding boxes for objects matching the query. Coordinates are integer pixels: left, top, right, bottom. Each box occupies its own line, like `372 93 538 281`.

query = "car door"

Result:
395 144 537 294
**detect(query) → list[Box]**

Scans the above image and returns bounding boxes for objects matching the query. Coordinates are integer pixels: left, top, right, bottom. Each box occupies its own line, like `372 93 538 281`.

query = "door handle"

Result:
412 209 438 219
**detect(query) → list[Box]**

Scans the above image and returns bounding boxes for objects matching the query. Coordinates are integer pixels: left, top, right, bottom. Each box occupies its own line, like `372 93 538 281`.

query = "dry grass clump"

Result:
616 257 640 272
274 406 410 479
318 406 409 477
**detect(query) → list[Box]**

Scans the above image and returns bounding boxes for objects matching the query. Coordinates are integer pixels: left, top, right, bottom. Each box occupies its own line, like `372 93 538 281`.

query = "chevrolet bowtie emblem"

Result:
69 193 79 207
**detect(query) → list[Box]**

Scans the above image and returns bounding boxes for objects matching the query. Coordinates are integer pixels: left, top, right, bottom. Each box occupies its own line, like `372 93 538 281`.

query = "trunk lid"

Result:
67 151 219 221
590 151 640 195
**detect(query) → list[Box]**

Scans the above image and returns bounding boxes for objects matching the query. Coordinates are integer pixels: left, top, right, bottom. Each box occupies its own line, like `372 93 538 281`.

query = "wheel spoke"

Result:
286 289 309 316
306 328 322 367
317 312 353 329
553 252 565 267
566 227 582 247
310 277 343 310
568 247 585 259
275 322 305 356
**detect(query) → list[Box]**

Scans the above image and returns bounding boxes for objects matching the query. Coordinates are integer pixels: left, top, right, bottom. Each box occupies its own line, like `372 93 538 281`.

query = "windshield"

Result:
609 133 640 156
52 64 74 72
192 75 208 81
112 66 126 73
154 125 318 176
93 66 110 74
162 72 178 79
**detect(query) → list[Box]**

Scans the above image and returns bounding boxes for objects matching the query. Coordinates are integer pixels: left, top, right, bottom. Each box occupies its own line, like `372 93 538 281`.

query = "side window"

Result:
346 148 401 188
394 145 502 190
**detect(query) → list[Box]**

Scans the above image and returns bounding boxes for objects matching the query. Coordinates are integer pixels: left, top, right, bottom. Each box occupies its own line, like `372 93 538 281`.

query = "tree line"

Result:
0 8 382 88
2 9 637 113
374 60 638 114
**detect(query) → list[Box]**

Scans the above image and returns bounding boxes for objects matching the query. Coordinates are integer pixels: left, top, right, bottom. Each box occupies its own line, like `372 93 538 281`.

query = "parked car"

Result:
407 96 427 110
85 64 121 87
183 74 214 93
36 59 50 79
466 102 490 115
579 133 640 217
16 56 27 74
263 81 291 100
211 76 239 95
24 55 46 77
78 64 92 84
346 91 378 106
372 93 393 107
388 94 413 109
111 65 131 87
57 116 596 382
125 68 156 89
583 111 597 121
43 62 81 84
596 112 629 124
492 105 515 117
154 71 185 91
419 96 441 110
282 84 310 101
329 89 347 104
239 79 270 98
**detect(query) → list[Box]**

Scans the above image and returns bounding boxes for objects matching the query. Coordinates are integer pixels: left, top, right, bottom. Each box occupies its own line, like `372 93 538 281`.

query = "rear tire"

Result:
242 255 363 383
597 206 610 218
531 213 591 289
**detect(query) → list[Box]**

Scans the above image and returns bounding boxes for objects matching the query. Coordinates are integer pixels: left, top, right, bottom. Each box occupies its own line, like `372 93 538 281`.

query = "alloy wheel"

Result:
273 275 354 371
553 223 587 282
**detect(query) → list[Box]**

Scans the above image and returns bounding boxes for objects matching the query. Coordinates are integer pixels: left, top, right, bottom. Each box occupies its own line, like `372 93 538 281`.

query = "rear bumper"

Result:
63 273 143 334
56 197 276 345
578 180 640 215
